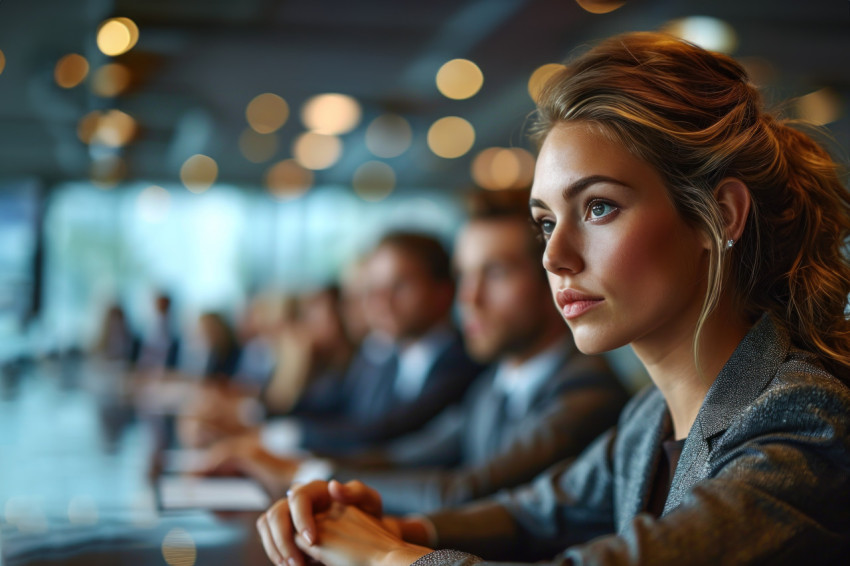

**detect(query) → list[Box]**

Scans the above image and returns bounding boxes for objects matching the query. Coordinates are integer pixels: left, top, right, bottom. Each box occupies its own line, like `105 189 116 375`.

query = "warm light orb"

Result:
293 132 343 170
0 49 5 76
94 109 137 147
528 63 566 103
796 88 843 126
353 161 395 202
246 93 289 134
79 110 137 147
662 16 738 54
301 93 362 135
265 159 314 200
427 116 475 159
180 154 218 193
55 54 90 88
137 185 171 223
472 147 535 190
575 0 626 14
239 128 278 163
162 527 197 566
365 114 412 158
97 17 139 57
436 58 484 100
92 63 131 97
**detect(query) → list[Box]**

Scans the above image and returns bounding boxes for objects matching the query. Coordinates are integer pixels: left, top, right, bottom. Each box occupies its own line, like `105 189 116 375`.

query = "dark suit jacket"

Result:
333 343 629 514
299 330 484 455
416 315 850 565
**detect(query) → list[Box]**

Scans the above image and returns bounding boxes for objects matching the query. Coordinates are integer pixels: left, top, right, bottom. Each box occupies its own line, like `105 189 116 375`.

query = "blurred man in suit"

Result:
197 231 483 461
204 190 628 513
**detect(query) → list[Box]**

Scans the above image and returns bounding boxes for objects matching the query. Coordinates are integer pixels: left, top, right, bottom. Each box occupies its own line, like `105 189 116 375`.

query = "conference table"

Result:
0 356 271 566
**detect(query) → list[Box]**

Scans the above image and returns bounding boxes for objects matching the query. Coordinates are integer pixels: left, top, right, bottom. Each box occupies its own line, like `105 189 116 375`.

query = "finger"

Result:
294 531 325 564
265 499 305 566
256 512 285 566
288 481 332 545
330 479 383 517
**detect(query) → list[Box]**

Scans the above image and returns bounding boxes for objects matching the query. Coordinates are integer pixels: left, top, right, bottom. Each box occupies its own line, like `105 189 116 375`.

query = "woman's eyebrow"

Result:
562 175 632 200
529 175 632 213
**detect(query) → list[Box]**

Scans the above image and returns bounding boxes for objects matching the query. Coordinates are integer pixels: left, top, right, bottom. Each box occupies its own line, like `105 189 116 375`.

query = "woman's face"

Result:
530 121 709 356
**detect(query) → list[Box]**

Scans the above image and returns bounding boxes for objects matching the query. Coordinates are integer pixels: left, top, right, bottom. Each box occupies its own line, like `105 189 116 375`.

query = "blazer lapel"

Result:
663 315 788 513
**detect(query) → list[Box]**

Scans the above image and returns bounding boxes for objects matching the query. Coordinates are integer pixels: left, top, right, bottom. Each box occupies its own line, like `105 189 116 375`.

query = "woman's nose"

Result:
542 225 583 275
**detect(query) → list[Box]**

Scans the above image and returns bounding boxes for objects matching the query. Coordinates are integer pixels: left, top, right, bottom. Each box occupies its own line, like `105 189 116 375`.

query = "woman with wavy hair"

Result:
255 32 850 565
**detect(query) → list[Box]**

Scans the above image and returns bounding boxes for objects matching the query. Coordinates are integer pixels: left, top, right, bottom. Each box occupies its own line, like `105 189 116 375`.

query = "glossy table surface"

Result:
0 357 269 566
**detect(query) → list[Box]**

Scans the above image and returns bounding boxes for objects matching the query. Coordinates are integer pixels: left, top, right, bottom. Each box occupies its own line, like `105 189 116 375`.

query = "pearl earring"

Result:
726 239 735 249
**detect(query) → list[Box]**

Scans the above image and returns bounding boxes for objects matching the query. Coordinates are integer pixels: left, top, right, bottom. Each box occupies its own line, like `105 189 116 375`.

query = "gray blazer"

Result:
334 345 629 514
416 315 850 565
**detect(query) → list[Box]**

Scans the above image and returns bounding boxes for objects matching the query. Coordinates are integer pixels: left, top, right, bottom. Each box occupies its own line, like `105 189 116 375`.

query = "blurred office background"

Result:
1 0 848 364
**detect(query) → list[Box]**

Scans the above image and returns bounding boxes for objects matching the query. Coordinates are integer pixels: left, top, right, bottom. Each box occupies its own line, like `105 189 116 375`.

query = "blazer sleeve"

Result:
414 373 850 565
333 372 628 515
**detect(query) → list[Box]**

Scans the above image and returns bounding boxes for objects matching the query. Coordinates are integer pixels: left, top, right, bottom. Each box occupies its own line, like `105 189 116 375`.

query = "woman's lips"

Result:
555 289 604 320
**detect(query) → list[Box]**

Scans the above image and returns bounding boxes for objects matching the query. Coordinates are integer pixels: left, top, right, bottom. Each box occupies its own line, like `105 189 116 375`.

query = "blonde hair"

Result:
531 32 850 380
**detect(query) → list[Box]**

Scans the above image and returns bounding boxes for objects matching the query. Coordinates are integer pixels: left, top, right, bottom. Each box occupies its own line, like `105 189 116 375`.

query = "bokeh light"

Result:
162 527 197 566
265 159 314 199
96 110 137 147
246 93 289 134
662 16 738 54
353 161 396 202
54 53 90 88
239 128 278 163
796 88 843 126
472 147 535 190
97 17 140 57
78 110 137 147
180 154 218 193
436 58 484 100
137 185 171 223
575 0 626 14
293 131 343 170
0 49 5 76
427 116 475 159
365 114 413 158
528 63 566 103
92 63 131 97
301 93 362 135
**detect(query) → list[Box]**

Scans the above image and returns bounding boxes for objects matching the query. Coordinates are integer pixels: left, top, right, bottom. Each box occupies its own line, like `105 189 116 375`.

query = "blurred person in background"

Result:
179 285 361 448
196 232 484 461
202 189 629 512
91 303 135 363
130 292 180 377
198 311 242 381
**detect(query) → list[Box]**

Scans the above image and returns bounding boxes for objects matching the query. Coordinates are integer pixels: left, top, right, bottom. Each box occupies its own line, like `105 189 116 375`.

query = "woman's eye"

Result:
588 200 616 220
540 219 555 235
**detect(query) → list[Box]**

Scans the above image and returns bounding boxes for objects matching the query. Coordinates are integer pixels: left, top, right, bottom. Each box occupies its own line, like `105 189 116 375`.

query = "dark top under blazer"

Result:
333 344 629 514
415 315 850 565
299 331 484 456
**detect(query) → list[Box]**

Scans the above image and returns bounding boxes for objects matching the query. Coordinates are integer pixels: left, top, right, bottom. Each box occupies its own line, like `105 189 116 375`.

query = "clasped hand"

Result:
256 479 431 566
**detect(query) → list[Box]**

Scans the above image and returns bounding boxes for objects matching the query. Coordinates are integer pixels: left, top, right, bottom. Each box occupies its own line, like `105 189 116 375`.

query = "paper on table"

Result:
157 475 270 511
161 448 210 474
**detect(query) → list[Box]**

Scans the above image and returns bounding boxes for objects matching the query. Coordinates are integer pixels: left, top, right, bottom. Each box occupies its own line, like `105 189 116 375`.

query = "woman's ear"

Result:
714 177 751 245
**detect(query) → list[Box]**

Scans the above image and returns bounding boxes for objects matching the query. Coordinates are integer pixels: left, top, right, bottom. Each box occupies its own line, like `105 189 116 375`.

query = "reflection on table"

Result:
0 357 269 566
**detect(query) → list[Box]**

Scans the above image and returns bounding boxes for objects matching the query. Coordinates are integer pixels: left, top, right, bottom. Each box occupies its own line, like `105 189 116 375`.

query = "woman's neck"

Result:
632 295 752 440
